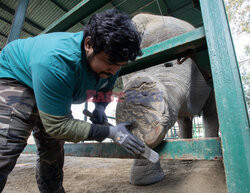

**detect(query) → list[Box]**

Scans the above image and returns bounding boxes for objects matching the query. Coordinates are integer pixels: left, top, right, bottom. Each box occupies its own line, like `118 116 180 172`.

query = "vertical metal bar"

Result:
199 0 250 192
7 0 30 43
193 118 196 137
84 102 88 121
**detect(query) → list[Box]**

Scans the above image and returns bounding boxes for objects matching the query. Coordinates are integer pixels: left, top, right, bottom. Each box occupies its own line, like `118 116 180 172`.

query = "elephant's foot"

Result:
116 74 168 148
130 159 164 186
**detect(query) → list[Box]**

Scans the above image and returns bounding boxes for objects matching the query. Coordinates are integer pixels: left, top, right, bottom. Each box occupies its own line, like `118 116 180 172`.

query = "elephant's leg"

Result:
130 159 164 185
116 74 171 148
202 91 219 137
177 117 193 138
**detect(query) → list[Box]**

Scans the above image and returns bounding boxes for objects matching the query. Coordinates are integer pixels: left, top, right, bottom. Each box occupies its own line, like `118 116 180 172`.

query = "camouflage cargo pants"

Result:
0 78 65 193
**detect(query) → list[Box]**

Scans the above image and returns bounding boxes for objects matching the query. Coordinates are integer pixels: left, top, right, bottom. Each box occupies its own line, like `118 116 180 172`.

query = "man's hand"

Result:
109 122 145 155
90 103 108 124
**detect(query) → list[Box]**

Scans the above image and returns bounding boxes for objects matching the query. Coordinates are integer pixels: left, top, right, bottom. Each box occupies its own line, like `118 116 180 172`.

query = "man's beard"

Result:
86 53 112 78
98 72 112 78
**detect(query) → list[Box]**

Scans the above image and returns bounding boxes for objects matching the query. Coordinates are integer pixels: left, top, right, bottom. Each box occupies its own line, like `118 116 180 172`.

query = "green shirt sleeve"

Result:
31 59 92 142
39 110 91 143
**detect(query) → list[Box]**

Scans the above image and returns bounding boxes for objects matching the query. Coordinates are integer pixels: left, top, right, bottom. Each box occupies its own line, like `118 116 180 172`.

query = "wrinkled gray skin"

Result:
116 14 219 185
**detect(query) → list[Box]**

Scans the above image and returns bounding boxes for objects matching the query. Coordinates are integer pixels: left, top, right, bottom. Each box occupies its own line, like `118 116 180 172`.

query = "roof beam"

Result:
41 0 113 34
0 2 14 14
130 0 156 17
0 2 44 31
0 15 11 24
0 31 7 38
7 0 30 43
50 0 85 27
50 0 67 12
161 0 172 15
0 15 35 36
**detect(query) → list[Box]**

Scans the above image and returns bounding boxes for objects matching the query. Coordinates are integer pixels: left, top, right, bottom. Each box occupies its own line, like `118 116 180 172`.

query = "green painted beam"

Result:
119 26 206 76
155 138 222 160
199 0 250 193
23 137 222 160
40 0 112 34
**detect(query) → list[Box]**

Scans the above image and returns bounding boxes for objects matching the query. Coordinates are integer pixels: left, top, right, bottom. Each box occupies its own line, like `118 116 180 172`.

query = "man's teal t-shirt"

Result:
0 32 119 116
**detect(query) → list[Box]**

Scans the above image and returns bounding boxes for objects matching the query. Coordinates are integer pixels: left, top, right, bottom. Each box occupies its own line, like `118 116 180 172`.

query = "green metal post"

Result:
7 0 29 43
199 0 250 192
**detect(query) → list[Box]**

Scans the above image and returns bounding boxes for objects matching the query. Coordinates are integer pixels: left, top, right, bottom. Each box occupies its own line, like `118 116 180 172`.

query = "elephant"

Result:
115 13 219 185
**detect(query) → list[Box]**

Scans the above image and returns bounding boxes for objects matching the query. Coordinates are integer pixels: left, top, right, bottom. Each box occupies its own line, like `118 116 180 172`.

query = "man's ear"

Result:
84 36 93 55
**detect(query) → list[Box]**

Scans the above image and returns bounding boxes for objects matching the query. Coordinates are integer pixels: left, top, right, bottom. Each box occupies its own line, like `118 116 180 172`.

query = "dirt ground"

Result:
4 154 227 193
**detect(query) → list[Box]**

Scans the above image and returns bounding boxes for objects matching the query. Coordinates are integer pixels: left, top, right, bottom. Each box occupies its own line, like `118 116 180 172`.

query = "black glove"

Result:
90 103 108 124
109 122 145 155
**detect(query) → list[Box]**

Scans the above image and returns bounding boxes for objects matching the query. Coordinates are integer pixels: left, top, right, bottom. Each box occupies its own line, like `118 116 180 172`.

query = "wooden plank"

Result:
40 0 112 34
23 137 222 160
199 0 250 193
119 26 206 76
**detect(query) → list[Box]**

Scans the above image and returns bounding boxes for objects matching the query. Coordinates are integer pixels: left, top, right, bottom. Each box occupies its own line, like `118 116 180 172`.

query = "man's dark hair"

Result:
83 9 142 64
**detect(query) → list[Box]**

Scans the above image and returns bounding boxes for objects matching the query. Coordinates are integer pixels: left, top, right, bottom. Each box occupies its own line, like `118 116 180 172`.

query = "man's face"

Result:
84 36 127 79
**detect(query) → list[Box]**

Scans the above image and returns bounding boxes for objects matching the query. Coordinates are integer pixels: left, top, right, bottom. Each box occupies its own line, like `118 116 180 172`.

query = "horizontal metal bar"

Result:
119 26 206 76
23 137 222 160
155 137 222 160
41 0 112 34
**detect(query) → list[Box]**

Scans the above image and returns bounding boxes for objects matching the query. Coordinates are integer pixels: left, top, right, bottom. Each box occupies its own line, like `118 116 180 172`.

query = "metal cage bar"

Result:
199 0 250 192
